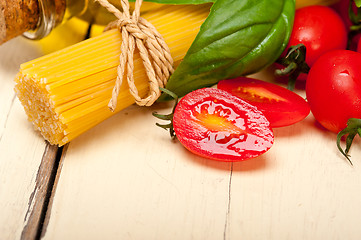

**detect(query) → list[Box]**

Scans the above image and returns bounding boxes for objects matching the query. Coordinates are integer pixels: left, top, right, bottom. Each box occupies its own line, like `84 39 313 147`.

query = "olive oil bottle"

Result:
0 0 160 44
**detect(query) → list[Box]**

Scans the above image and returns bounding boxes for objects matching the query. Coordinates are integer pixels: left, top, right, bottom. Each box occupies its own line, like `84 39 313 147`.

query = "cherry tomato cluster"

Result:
155 1 361 164
281 1 361 163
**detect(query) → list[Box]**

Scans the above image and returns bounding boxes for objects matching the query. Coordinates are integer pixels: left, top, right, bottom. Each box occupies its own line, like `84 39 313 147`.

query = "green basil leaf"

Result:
159 0 295 101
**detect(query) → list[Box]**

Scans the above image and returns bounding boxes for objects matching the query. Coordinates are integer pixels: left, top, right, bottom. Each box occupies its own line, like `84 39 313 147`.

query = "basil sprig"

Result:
158 0 295 101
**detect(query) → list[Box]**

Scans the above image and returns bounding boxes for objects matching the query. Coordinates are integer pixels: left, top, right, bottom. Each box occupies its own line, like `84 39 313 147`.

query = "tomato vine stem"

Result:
336 118 361 165
152 87 179 138
275 44 310 91
347 0 361 49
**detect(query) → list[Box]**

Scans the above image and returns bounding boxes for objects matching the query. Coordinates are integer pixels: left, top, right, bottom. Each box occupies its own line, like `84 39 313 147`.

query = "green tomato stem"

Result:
275 44 310 91
152 87 179 139
336 118 361 165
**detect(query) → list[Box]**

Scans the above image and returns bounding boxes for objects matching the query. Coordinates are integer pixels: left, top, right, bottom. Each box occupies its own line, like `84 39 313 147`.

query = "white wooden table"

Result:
1 24 361 240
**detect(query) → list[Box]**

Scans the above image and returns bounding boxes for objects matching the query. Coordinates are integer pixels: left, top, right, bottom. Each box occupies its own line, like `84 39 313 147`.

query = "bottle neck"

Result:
23 0 89 40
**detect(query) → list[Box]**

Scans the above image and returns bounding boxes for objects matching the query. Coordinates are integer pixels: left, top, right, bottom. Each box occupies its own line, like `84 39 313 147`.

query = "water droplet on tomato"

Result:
340 70 350 76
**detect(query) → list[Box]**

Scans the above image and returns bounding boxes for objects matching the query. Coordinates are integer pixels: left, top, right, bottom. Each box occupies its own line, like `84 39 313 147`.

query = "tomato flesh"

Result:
306 50 361 133
173 88 274 162
218 77 310 128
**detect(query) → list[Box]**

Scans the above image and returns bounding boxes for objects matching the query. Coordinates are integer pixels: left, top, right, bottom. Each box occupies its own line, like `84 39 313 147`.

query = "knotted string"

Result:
95 0 174 111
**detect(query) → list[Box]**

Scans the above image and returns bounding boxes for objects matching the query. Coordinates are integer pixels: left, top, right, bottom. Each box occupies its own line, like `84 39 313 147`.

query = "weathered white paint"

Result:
41 68 361 240
0 18 90 239
0 37 53 240
2 20 361 240
42 104 232 240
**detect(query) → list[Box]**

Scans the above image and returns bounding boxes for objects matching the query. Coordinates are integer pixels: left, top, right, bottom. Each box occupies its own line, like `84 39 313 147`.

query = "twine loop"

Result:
116 18 147 40
95 0 174 111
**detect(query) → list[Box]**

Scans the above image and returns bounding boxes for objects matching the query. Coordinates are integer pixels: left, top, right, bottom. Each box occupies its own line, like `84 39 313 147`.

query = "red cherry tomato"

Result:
218 77 310 128
173 88 274 162
306 50 361 133
287 5 347 67
358 37 361 53
331 0 354 30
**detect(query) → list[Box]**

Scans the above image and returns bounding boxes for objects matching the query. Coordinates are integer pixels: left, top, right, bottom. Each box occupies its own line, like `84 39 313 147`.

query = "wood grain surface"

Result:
39 73 361 240
0 37 59 240
1 25 361 240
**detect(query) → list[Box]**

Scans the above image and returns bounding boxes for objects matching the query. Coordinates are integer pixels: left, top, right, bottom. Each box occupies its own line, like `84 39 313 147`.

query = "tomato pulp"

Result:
218 77 310 128
173 88 274 162
306 50 361 133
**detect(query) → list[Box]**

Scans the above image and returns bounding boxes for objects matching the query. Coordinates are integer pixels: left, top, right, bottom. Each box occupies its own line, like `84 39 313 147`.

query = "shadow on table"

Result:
0 37 43 76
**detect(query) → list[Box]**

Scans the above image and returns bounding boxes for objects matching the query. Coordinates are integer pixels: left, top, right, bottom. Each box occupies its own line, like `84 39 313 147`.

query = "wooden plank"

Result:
0 19 93 240
228 115 361 240
41 104 233 239
0 37 58 240
40 145 68 240
41 68 361 239
20 144 59 240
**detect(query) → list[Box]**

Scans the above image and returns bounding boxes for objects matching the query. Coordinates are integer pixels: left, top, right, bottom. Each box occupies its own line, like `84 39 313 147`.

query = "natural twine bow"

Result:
95 0 174 111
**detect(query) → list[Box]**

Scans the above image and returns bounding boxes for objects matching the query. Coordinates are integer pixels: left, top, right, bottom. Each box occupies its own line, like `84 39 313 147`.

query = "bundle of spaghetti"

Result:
15 4 211 146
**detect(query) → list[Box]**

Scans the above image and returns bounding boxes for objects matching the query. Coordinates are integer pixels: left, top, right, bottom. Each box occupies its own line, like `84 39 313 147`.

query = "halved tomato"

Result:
173 88 274 162
217 77 310 128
